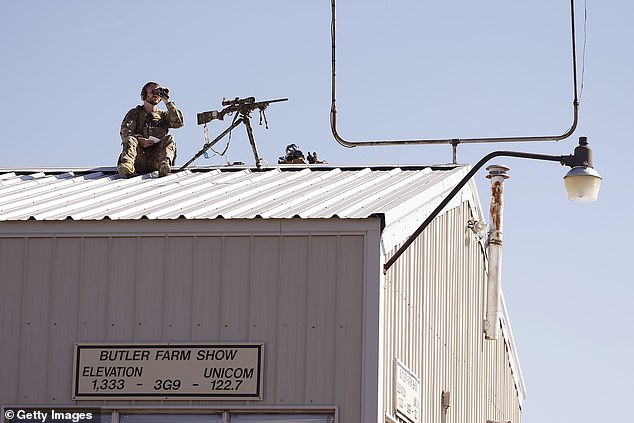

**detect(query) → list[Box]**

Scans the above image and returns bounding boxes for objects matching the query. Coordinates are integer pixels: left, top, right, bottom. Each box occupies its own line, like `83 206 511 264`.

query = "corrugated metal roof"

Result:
0 165 475 227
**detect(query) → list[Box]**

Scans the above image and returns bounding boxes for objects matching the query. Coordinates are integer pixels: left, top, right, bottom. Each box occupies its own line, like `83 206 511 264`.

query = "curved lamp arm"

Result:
383 137 598 273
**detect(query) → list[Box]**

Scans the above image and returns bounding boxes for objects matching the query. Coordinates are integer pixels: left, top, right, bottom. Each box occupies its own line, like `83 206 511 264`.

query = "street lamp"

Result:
383 136 601 273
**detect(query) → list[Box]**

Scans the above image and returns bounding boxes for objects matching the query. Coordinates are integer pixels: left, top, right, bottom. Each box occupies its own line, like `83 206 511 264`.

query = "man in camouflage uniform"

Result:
118 81 184 177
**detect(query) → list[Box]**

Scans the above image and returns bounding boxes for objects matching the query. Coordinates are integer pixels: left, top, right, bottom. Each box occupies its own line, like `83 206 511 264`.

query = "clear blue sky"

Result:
1 1 632 421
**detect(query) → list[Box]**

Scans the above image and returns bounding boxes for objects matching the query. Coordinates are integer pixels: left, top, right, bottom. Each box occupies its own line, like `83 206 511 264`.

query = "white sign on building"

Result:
394 359 421 423
73 342 264 400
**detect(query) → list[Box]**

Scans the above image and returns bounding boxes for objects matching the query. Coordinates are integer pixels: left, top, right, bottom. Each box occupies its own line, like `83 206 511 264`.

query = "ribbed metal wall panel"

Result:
382 202 523 423
0 221 367 422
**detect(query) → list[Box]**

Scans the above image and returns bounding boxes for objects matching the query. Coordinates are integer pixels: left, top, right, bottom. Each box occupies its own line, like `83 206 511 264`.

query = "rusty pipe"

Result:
484 165 510 340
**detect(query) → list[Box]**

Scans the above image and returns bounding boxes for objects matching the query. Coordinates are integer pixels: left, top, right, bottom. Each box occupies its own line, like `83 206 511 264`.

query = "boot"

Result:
158 158 171 177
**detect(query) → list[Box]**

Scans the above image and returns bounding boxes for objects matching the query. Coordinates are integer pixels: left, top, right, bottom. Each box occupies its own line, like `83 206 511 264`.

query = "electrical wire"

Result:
579 0 588 101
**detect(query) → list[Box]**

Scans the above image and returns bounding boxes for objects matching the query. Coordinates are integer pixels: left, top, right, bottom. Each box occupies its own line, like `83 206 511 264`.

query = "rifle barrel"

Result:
262 98 288 103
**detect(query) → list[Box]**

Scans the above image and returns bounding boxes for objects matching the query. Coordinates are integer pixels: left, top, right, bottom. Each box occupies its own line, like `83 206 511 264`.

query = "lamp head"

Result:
562 137 602 202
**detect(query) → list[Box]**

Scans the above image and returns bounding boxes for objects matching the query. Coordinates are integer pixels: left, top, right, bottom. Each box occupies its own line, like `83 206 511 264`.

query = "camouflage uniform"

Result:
119 101 184 174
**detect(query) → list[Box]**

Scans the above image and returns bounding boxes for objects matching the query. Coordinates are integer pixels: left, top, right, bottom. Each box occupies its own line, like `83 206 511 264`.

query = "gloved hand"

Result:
159 87 170 101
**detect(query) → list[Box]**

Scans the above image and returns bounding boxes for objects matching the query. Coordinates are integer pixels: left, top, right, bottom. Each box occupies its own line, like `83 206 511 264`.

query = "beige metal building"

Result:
0 164 525 423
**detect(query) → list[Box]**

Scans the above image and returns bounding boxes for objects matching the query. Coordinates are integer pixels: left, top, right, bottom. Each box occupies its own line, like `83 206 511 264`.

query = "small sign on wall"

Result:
73 342 263 400
394 359 420 423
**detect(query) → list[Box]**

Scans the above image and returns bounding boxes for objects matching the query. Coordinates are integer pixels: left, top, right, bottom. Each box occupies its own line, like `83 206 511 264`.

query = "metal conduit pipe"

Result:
330 0 580 149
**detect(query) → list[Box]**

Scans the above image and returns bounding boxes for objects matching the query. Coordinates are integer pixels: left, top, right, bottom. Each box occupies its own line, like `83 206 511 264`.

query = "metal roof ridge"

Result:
0 163 464 175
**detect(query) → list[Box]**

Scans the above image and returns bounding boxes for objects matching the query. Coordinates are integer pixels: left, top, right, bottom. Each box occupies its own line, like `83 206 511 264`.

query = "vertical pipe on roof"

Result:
484 165 510 340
